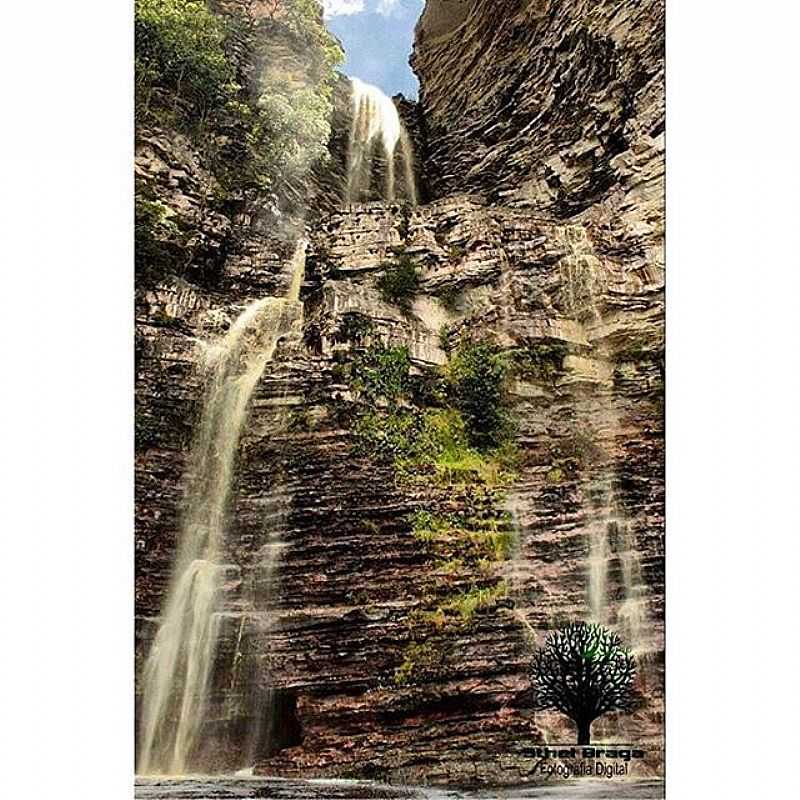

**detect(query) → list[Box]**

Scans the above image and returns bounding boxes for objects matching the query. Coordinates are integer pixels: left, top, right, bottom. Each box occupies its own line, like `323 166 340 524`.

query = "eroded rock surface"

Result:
135 0 664 786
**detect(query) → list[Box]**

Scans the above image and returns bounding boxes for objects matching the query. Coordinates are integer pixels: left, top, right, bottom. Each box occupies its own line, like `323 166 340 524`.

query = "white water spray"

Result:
345 78 418 205
557 225 649 651
137 242 307 775
617 521 647 649
588 515 610 625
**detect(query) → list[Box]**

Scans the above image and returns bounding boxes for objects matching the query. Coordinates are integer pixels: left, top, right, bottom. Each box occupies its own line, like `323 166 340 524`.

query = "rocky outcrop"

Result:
413 0 665 216
408 1 665 767
136 197 664 781
299 197 664 774
135 0 664 786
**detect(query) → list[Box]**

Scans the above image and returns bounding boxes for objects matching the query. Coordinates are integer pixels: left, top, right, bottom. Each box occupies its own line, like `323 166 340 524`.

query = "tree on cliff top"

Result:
135 0 235 117
134 0 344 284
134 0 343 193
532 622 637 745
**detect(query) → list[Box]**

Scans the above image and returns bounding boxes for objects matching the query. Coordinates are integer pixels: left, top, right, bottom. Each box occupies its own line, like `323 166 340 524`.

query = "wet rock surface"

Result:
135 0 664 786
136 195 664 780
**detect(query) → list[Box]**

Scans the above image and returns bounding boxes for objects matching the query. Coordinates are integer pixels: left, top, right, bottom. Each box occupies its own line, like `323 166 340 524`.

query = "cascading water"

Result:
558 225 650 653
588 511 610 625
616 520 647 648
584 422 650 654
137 242 307 776
345 77 418 205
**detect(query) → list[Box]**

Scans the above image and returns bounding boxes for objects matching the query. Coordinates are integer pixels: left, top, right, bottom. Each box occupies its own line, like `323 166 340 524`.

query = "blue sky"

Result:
323 0 425 99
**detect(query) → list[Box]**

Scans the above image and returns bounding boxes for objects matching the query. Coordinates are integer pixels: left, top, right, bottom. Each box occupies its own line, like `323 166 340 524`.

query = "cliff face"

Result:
405 0 665 764
135 0 664 785
413 0 665 216
291 195 664 776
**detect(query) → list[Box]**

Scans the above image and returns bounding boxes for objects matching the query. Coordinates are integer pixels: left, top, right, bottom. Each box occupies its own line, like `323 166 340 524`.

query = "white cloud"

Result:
375 0 402 15
322 0 419 18
322 0 366 18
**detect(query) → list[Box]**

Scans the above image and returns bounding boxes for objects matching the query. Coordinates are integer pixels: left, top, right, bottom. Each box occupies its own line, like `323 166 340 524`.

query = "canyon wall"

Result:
135 0 665 785
414 0 665 220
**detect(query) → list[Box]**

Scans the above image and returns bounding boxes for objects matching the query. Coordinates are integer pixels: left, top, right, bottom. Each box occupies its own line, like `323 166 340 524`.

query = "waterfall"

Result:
587 512 610 625
583 423 650 654
345 77 418 205
399 128 418 206
617 521 647 649
557 226 650 652
137 242 307 776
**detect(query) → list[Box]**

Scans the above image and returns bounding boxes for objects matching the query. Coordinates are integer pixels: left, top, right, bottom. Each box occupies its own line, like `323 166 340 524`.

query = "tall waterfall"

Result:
137 242 306 776
345 77 418 205
558 225 649 653
583 406 649 654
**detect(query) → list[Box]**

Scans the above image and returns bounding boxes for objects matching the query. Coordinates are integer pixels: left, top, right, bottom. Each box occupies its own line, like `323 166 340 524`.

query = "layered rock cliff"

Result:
414 0 664 218
135 0 664 785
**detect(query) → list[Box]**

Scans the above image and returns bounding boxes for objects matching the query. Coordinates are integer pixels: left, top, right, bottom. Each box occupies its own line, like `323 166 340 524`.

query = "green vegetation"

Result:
287 407 314 432
377 255 421 311
483 530 515 561
393 581 506 687
411 505 514 563
135 0 342 152
394 641 443 687
135 1 344 283
409 370 449 409
414 409 513 485
229 0 343 196
436 285 461 312
362 520 380 535
406 581 509 637
335 312 373 345
349 345 411 402
512 341 570 384
246 82 336 194
354 404 514 487
135 0 235 118
344 339 519 682
134 195 185 283
347 341 517 482
438 324 453 353
410 509 449 540
447 341 512 450
353 410 427 463
411 408 470 467
438 582 508 624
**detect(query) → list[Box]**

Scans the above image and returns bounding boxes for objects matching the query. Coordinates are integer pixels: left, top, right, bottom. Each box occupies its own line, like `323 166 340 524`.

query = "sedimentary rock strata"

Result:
135 0 664 783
